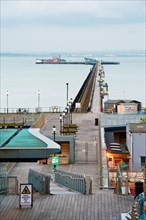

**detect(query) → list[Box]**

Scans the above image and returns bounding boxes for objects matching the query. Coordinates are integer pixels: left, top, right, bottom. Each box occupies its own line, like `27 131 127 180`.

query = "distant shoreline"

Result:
0 51 145 58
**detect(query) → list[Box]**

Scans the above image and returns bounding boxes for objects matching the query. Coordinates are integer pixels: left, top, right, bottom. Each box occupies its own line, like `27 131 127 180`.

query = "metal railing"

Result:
28 169 51 195
101 112 145 127
0 106 65 114
54 169 92 194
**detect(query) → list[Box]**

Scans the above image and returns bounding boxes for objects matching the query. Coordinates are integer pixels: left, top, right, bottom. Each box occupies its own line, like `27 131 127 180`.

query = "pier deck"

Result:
0 61 133 220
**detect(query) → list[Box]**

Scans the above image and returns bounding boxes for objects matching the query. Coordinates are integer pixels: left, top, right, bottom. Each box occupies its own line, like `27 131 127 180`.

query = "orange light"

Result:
106 153 110 158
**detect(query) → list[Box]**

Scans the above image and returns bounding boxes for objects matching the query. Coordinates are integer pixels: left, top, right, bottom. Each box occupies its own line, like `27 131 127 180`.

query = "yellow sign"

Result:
20 184 33 207
22 186 30 194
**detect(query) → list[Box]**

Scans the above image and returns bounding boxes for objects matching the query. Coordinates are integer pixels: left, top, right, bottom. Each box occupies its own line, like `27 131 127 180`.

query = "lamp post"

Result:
69 98 73 124
62 111 65 134
6 90 9 113
38 90 40 112
52 125 56 142
66 82 69 105
66 104 70 125
59 114 62 134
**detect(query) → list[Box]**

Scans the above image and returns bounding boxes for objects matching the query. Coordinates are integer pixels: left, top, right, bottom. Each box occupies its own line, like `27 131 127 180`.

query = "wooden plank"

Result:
0 193 133 220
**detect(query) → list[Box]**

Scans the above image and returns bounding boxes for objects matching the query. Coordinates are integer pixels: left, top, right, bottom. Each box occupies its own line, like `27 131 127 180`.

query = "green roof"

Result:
4 128 47 149
0 129 17 146
0 128 61 161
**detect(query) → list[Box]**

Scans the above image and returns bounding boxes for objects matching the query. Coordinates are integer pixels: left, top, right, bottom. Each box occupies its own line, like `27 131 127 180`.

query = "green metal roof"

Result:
0 129 17 146
4 129 47 149
0 128 61 162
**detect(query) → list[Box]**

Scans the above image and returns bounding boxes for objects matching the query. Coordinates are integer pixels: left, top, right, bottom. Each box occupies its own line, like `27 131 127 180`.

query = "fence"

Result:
54 169 92 194
28 169 51 195
0 106 64 114
0 163 7 204
101 112 144 127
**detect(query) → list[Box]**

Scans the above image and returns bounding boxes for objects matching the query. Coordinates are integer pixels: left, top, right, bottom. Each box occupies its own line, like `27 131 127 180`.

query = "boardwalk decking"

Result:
0 193 132 220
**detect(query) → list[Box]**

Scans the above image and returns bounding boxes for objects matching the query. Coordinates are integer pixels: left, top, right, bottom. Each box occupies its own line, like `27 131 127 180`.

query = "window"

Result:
141 157 146 166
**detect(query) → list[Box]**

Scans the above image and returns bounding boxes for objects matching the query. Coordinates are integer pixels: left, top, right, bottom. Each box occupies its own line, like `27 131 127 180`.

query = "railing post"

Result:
85 176 92 194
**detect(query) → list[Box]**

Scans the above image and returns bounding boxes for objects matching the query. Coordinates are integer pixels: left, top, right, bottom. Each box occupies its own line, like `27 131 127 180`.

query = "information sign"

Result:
20 184 33 208
52 156 59 166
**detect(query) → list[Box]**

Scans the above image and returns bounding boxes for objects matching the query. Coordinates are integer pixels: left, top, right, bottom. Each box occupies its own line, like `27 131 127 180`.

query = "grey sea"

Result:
0 55 145 112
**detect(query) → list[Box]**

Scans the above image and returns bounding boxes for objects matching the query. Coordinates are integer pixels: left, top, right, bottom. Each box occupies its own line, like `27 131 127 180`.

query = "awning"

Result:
0 128 60 162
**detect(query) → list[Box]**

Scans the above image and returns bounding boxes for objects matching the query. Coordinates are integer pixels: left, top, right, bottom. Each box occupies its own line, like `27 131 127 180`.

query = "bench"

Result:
61 124 78 135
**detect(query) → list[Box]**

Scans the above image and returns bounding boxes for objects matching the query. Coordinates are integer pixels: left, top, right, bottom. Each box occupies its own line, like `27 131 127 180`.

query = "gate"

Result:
7 176 18 194
75 141 98 163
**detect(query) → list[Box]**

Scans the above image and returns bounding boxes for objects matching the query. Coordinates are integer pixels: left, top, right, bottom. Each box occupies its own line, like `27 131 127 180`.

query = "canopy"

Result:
0 128 60 162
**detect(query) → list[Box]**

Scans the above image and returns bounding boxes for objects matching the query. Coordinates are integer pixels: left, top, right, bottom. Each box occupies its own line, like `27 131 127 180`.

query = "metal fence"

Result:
0 163 7 204
28 169 51 195
54 169 92 194
101 112 145 127
0 106 65 114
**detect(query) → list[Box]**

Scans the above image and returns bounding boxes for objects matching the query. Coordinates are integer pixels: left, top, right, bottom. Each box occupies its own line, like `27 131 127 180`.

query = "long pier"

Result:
0 60 134 220
36 60 120 65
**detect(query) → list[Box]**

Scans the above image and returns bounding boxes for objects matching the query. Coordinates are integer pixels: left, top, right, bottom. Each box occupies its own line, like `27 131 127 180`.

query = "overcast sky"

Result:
1 0 145 53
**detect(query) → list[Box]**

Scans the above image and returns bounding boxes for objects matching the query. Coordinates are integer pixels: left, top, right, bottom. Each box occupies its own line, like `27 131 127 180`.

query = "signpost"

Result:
52 156 59 166
52 156 59 171
20 184 33 208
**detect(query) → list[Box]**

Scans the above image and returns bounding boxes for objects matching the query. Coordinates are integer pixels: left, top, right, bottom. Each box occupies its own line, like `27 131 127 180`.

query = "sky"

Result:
1 0 146 53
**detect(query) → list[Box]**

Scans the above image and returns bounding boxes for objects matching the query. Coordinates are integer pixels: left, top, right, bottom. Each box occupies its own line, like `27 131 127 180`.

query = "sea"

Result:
0 55 145 112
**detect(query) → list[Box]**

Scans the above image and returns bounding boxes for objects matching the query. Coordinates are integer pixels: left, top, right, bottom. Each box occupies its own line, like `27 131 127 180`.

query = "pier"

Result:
35 59 120 65
0 60 143 219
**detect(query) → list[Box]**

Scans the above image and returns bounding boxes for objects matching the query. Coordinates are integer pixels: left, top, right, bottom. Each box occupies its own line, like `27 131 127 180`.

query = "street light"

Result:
6 90 9 113
59 114 62 134
38 90 40 111
66 82 69 105
52 125 56 158
66 104 70 125
38 90 40 107
62 111 65 134
52 125 56 142
69 98 73 124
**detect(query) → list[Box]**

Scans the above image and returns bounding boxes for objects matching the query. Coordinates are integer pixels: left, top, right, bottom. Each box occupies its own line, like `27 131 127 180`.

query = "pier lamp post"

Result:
66 82 69 105
52 125 56 142
52 125 56 159
38 90 40 111
62 111 65 134
6 90 9 113
59 114 62 134
68 99 73 124
66 104 70 125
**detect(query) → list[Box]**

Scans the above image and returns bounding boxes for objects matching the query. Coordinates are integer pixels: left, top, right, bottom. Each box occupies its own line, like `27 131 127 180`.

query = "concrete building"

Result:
126 123 146 171
104 99 141 114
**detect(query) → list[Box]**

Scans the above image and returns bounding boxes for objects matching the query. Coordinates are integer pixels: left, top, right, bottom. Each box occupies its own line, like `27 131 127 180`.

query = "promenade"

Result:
0 62 133 220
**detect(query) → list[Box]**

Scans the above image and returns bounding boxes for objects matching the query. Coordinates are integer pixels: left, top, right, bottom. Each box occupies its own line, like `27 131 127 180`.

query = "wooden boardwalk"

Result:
0 192 132 220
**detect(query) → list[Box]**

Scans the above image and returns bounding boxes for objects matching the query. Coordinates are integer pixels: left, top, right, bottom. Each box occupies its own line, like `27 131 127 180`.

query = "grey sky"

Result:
1 0 145 53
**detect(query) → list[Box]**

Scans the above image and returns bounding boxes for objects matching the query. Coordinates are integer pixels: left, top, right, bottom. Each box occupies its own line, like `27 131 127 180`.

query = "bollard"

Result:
135 181 144 199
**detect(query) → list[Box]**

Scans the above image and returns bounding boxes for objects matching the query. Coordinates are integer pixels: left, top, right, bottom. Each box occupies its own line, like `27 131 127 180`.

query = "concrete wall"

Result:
47 135 75 164
127 132 146 171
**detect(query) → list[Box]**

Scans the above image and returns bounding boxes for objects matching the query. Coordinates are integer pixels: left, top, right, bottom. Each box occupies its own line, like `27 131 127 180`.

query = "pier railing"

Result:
54 169 92 194
101 112 145 127
0 106 64 114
